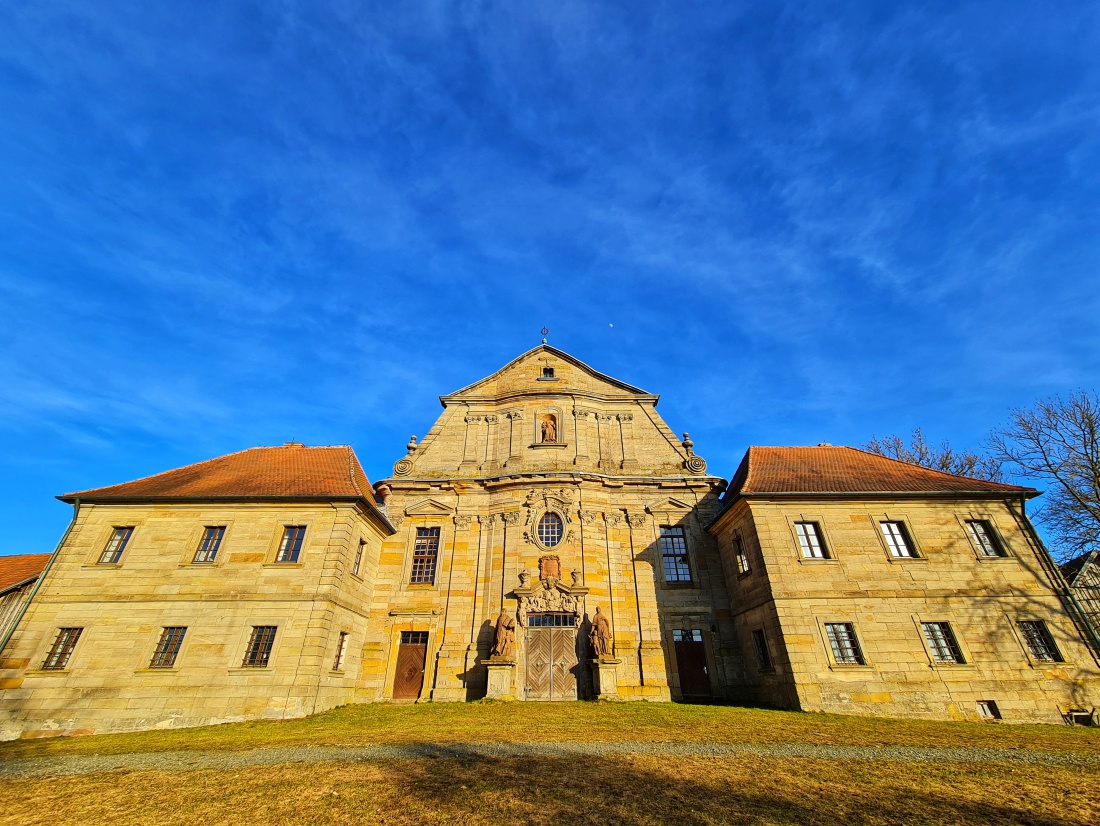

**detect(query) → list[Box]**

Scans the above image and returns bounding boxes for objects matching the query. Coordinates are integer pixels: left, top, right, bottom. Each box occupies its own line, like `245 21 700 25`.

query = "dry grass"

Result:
2 753 1096 826
2 701 1100 759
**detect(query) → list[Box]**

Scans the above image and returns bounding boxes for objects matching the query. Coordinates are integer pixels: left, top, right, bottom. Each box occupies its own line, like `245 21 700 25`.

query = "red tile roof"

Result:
727 445 1036 497
0 553 51 593
60 444 376 503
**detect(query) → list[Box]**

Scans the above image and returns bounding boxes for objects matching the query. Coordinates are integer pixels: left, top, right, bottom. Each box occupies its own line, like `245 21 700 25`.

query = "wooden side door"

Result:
674 629 712 699
525 626 552 700
549 627 578 700
393 631 428 699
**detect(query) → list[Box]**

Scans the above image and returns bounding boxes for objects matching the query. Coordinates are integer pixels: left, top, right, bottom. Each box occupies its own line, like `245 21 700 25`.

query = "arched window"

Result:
537 512 564 547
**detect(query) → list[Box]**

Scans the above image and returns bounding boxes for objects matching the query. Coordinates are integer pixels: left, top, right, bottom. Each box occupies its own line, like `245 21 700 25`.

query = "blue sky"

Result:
1 1 1098 555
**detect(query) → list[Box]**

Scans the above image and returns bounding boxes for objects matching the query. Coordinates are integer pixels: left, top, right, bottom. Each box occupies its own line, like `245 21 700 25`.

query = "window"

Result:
977 700 1002 720
275 526 306 563
967 520 1006 558
401 630 429 645
673 629 702 643
795 521 828 559
537 512 564 548
660 526 692 584
42 627 82 670
541 367 555 379
527 613 575 627
1017 620 1063 662
733 534 750 575
824 622 865 665
193 526 225 563
921 622 965 664
98 527 133 564
352 539 365 577
752 629 772 670
242 626 277 667
150 627 187 668
410 527 440 584
880 521 918 558
333 631 349 671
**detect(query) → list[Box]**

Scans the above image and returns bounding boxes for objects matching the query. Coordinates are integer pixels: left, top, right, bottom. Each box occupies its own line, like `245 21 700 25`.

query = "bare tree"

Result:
988 391 1100 561
865 428 1003 482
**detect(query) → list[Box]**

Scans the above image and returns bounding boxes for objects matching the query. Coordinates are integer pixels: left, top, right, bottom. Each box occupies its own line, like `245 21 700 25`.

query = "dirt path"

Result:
2 740 1097 779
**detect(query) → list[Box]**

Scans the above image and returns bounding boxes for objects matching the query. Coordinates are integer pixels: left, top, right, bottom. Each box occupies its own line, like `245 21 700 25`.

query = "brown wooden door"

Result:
674 630 712 698
393 631 428 699
525 623 578 700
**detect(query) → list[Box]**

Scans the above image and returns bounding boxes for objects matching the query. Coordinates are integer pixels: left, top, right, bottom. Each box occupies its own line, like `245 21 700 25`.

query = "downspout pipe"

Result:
1013 494 1100 660
0 499 80 659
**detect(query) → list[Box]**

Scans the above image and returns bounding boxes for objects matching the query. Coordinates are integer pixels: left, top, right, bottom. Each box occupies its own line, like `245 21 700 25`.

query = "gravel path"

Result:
3 741 1098 779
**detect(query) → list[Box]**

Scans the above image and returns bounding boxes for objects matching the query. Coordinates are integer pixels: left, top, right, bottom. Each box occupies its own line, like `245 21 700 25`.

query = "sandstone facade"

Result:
1 345 1097 737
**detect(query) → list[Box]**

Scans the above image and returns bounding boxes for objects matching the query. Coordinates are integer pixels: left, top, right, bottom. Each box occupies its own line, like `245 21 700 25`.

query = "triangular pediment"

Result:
645 496 694 515
440 345 653 403
403 498 454 517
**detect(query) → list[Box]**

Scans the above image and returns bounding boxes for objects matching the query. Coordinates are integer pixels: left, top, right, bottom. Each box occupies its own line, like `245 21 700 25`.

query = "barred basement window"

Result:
734 534 750 575
967 520 1006 557
99 527 133 564
42 627 82 670
977 700 1002 720
410 527 440 584
352 539 365 577
880 521 918 558
752 629 773 670
537 512 564 548
333 631 349 671
150 627 187 668
921 622 965 664
1017 620 1063 662
193 526 225 563
660 526 692 583
242 626 277 667
276 526 306 563
795 521 828 559
824 622 865 665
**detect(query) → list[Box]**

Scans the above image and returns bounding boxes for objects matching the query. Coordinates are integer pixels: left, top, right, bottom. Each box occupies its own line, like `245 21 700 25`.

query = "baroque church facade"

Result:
2 345 1098 738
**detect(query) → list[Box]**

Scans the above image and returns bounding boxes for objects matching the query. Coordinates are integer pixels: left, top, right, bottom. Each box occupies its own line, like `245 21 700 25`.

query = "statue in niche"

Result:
491 610 516 659
541 414 557 443
589 606 613 659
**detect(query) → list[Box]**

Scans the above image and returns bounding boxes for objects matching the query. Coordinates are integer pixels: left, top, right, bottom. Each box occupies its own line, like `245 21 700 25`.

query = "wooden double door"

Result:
524 618 579 700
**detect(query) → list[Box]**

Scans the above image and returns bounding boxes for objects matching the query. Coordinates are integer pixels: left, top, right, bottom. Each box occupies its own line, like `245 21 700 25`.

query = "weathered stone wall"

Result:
0 501 386 739
711 496 1100 723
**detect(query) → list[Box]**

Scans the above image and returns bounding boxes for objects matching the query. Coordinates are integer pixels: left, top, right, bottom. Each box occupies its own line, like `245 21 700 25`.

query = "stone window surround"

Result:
911 614 973 669
32 626 85 674
784 514 838 565
179 519 237 567
656 522 695 588
228 620 286 674
870 513 927 563
260 520 315 568
384 618 438 699
815 616 874 670
331 630 350 673
751 626 776 673
956 513 1016 562
83 517 147 568
663 619 718 697
1010 615 1067 667
401 520 448 591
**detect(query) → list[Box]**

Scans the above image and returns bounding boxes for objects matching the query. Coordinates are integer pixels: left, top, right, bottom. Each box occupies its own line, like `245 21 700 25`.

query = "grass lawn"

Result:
2 703 1099 825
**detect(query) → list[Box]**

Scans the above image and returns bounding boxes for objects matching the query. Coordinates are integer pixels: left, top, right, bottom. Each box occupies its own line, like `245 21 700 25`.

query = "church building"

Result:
1 345 1098 738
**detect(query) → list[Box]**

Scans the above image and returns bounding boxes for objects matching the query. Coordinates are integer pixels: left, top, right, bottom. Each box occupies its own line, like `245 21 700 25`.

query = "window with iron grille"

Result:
150 627 187 668
410 527 440 584
352 539 365 577
42 627 82 670
967 520 1006 557
242 626 277 667
880 521 918 558
98 527 134 564
825 622 865 665
332 631 349 671
660 526 692 584
537 512 564 547
921 622 965 664
193 526 225 563
734 534 750 575
673 629 702 643
527 613 575 627
275 526 306 563
977 700 1001 720
1017 620 1063 662
752 629 773 670
795 521 828 559
401 631 429 645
